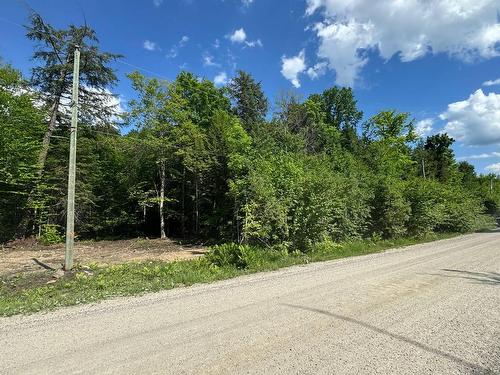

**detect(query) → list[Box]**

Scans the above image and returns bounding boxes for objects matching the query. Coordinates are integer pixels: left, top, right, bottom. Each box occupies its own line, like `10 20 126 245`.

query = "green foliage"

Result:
0 233 459 316
404 178 484 235
206 243 253 269
370 180 410 239
228 70 268 132
28 13 121 124
423 133 456 182
2 16 498 247
40 224 63 245
0 64 45 241
241 153 370 251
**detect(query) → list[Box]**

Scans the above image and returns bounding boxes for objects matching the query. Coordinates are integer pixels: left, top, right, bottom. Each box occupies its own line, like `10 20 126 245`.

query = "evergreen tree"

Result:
228 70 268 132
27 13 121 176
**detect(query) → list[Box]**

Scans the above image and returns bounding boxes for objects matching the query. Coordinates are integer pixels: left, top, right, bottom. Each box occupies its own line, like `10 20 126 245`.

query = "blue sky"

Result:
1 0 500 174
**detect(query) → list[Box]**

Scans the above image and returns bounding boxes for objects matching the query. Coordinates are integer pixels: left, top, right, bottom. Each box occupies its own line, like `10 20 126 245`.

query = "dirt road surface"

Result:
1 231 499 374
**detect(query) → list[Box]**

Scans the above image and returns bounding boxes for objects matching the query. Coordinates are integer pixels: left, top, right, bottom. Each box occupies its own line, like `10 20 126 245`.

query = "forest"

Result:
1 15 499 250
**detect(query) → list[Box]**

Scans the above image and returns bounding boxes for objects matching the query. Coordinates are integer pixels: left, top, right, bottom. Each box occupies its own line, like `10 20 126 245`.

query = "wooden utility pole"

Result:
64 46 81 271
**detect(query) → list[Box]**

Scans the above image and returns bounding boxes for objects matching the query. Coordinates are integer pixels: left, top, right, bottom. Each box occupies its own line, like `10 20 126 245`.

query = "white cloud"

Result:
143 40 158 51
153 0 163 7
307 61 327 80
179 36 189 46
167 48 178 59
281 49 307 88
229 28 247 43
485 163 500 175
166 36 190 59
415 118 434 137
483 78 500 87
242 0 254 7
69 86 125 125
458 152 500 160
214 72 228 86
245 39 263 48
441 89 500 146
213 39 220 49
306 0 500 86
203 53 219 67
227 28 262 48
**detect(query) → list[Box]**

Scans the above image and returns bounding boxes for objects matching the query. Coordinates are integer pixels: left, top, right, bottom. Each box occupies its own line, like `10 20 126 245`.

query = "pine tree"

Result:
228 70 268 133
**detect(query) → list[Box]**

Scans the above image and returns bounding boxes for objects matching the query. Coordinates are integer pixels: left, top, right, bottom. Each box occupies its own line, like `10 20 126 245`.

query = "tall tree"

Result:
0 64 45 241
228 70 268 132
27 13 121 177
128 71 189 239
424 133 455 182
363 110 416 177
172 71 231 128
321 87 363 150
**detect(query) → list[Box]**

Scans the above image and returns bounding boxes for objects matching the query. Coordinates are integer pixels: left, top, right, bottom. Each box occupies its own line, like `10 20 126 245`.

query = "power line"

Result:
1 14 270 119
116 60 170 81
0 15 171 82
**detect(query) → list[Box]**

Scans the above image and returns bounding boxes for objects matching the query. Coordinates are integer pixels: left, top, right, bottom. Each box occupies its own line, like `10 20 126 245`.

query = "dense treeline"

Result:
0 17 498 248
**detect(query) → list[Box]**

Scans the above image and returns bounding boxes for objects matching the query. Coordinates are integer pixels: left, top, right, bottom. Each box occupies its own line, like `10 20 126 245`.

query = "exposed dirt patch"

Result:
0 238 207 276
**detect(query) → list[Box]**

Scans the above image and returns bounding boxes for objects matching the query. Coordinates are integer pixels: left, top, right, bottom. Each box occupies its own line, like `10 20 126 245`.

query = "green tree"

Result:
363 110 416 178
424 133 456 182
321 87 363 151
27 13 121 177
127 71 188 238
228 70 268 132
0 64 45 241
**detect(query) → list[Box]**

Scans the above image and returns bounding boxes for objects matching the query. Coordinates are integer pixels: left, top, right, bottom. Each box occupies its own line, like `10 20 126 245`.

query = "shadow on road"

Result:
436 269 500 286
282 303 495 375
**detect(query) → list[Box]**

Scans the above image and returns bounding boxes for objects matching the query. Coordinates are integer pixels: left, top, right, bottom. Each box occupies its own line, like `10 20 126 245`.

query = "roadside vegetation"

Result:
1 233 467 317
0 14 499 316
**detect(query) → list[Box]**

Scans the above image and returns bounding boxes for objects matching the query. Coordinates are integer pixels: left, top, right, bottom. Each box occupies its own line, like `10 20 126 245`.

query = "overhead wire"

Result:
0 15 172 82
1 13 270 121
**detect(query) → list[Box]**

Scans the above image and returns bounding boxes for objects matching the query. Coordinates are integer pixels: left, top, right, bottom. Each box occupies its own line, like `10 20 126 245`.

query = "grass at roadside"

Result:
0 233 460 317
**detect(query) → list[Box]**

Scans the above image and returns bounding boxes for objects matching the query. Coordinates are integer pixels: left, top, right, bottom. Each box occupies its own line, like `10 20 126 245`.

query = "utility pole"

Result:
64 45 80 271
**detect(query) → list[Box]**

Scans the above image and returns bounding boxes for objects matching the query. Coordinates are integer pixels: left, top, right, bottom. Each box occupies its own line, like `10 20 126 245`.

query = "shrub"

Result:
405 179 442 236
242 153 370 251
473 214 497 232
206 243 253 269
370 180 410 239
40 224 63 245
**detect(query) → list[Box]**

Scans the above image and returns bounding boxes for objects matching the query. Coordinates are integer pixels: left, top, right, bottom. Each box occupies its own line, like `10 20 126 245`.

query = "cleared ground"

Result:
0 231 499 374
0 238 206 276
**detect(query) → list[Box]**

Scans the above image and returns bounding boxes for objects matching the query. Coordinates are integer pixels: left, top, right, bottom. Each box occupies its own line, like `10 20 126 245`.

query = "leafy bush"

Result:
206 243 254 269
242 153 370 251
40 224 63 245
473 214 497 232
310 238 342 255
405 179 443 236
370 180 410 239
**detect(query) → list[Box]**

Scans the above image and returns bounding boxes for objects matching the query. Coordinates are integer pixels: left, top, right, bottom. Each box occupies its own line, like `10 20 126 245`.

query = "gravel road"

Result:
1 231 499 374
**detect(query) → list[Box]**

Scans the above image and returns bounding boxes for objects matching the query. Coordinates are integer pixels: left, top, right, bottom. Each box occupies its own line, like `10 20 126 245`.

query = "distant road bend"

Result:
1 231 499 374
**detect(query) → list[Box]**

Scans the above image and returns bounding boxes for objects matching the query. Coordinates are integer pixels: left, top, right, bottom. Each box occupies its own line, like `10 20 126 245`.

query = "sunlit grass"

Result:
0 233 459 317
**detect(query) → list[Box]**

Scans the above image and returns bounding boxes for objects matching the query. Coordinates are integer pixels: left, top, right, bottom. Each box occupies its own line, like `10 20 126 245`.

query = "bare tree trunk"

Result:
159 161 166 239
37 96 62 176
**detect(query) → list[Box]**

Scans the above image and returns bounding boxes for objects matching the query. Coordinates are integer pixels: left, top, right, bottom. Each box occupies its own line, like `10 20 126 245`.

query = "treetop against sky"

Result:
1 0 499 174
